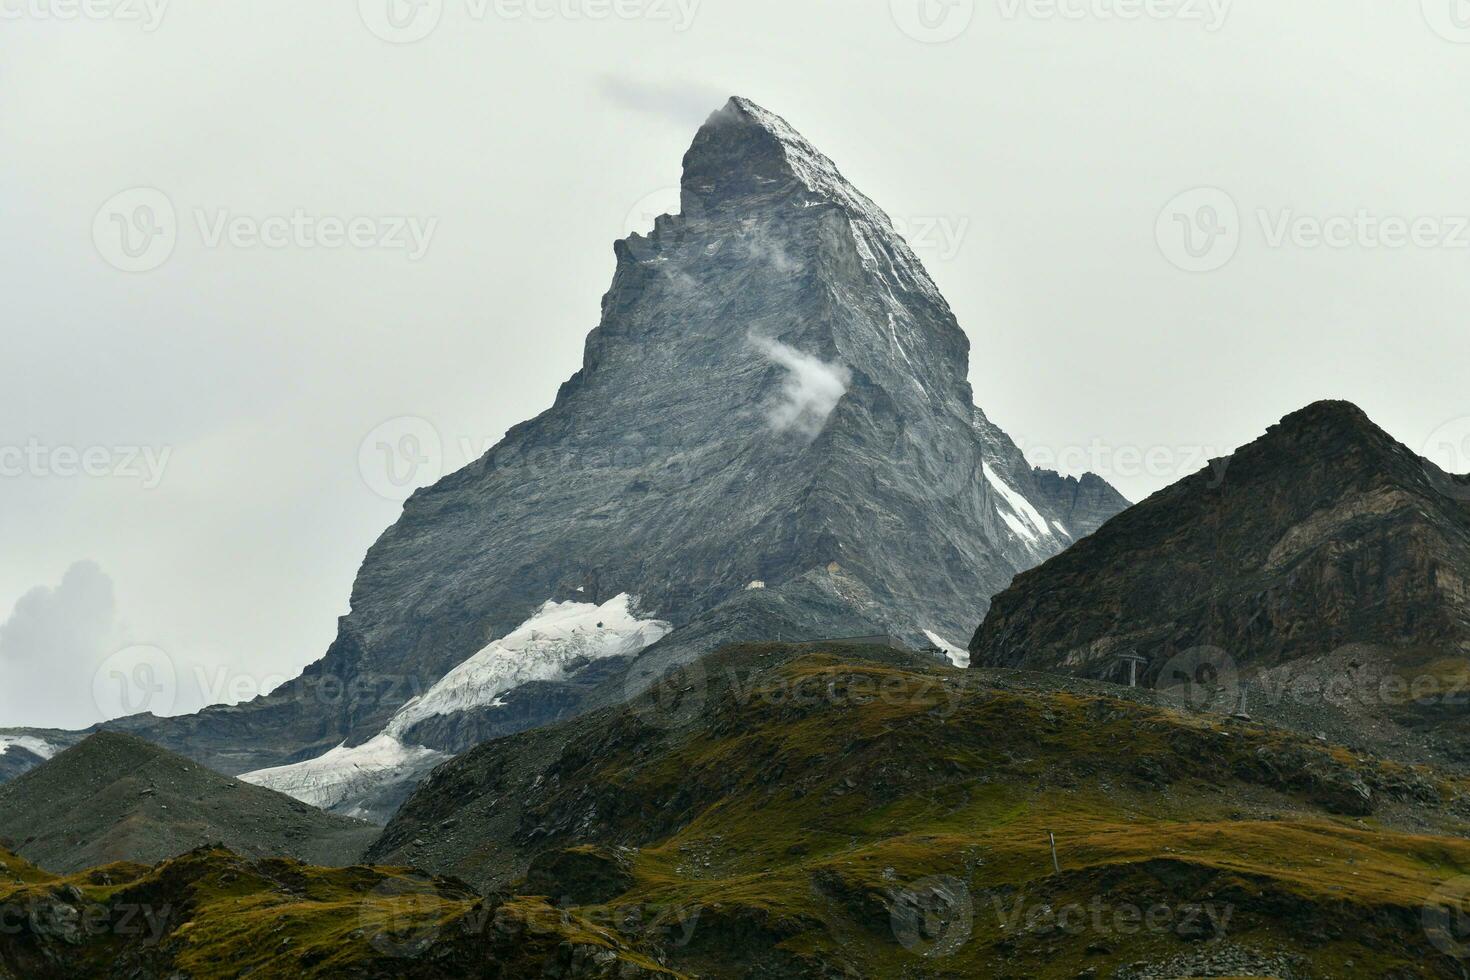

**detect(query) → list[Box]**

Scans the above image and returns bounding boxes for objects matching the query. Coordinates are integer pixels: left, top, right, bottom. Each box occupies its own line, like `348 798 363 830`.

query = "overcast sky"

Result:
4 0 1469 727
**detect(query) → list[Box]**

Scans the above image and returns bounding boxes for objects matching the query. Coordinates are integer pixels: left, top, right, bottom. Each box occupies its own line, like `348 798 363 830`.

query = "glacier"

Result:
241 594 672 818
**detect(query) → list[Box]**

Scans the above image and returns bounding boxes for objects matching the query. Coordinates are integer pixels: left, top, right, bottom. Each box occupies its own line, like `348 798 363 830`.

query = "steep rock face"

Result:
109 97 1124 777
971 401 1470 681
1030 468 1130 537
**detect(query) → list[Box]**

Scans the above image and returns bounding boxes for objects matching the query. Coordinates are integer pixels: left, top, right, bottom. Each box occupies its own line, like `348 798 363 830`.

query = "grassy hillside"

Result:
373 643 1470 978
0 845 678 979
0 732 377 873
7 645 1470 976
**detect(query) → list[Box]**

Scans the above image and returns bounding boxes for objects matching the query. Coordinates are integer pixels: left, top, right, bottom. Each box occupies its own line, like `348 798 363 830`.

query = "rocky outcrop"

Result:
1030 468 1130 538
971 400 1470 692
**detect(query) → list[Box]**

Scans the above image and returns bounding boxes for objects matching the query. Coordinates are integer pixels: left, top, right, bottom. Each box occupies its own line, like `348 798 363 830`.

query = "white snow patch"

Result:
746 581 766 590
239 734 446 816
1052 520 1071 537
998 510 1037 544
983 464 1053 541
242 594 672 815
385 594 671 738
0 735 56 760
924 631 969 669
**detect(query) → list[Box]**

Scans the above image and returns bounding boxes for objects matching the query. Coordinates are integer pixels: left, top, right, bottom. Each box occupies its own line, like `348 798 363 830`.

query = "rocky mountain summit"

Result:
101 97 1125 796
971 400 1470 761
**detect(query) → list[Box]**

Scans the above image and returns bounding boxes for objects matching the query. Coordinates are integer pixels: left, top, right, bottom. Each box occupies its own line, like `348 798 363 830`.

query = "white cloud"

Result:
598 75 729 129
749 335 851 440
0 561 122 729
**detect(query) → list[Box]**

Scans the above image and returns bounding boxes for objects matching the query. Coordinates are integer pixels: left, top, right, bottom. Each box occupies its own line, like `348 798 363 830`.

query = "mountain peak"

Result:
681 97 890 226
972 399 1470 676
1251 399 1419 484
1272 399 1379 439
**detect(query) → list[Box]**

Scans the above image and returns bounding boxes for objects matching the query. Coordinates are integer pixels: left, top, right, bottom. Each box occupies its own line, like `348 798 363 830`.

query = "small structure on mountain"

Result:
1117 653 1150 688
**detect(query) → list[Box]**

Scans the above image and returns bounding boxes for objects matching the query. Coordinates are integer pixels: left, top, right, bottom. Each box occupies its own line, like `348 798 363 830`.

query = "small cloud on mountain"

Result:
745 231 797 273
0 560 122 728
748 334 851 440
598 75 728 129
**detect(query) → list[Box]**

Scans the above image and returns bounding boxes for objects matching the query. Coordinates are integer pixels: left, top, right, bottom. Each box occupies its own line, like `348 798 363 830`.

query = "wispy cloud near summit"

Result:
748 334 851 440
